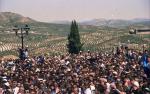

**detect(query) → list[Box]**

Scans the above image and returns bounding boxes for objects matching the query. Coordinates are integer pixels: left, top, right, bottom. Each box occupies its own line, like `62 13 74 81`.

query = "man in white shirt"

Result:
84 88 92 94
13 86 19 94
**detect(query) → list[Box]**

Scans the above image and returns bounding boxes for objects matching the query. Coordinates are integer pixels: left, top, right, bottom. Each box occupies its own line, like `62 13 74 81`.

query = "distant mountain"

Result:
80 18 150 28
0 12 149 36
131 18 150 23
0 12 99 36
48 18 150 28
0 12 36 24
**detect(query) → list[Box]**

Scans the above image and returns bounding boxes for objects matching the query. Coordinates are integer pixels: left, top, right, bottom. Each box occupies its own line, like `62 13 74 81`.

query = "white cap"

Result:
133 81 139 87
113 71 118 75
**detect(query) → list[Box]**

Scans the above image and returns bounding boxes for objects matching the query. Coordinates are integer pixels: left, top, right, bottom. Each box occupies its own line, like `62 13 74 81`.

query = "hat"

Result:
132 81 139 87
113 71 118 75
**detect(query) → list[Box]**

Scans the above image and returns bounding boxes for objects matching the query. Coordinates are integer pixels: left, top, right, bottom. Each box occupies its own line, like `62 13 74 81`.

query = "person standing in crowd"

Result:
141 50 150 78
24 48 29 59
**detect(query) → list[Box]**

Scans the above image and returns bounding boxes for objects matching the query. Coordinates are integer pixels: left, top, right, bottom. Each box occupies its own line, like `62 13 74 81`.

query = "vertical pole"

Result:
21 28 24 49
148 44 150 52
143 44 145 53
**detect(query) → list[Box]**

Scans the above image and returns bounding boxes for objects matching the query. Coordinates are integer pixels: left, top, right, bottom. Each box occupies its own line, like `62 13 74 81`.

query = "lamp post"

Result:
13 25 30 60
13 25 30 49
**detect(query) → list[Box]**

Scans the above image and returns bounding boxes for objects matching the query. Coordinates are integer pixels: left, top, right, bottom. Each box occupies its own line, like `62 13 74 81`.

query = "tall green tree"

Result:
67 20 83 54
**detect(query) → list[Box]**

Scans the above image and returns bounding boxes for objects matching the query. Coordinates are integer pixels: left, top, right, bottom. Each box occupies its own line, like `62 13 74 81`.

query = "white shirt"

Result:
84 88 92 94
13 87 19 94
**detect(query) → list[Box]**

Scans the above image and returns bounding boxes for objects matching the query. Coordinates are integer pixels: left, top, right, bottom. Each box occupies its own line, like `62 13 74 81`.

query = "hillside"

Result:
0 12 100 36
0 12 149 56
0 12 36 24
0 12 150 35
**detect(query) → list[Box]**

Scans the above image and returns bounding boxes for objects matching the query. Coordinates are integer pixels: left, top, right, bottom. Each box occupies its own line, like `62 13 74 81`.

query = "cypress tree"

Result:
67 20 83 54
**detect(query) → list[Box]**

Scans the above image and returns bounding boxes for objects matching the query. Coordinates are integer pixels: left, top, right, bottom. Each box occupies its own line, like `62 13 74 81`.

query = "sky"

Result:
0 0 150 22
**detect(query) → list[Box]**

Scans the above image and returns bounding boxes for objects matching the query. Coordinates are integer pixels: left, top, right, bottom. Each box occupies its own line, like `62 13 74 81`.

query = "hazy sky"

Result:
0 0 150 22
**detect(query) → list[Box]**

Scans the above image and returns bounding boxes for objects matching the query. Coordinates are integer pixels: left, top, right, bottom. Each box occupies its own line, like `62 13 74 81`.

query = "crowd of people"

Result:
0 46 150 94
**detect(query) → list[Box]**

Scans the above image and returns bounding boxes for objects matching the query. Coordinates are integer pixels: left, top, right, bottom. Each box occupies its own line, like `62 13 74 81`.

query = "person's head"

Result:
30 90 36 94
72 85 79 94
132 81 140 90
148 57 150 63
0 88 3 93
18 86 25 93
110 82 116 90
144 50 148 54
